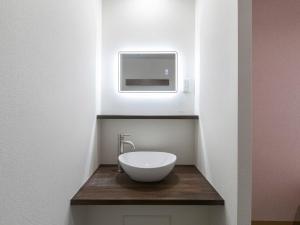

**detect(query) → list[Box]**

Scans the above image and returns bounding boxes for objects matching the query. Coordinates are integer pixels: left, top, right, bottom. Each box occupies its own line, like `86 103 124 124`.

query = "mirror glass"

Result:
119 52 177 92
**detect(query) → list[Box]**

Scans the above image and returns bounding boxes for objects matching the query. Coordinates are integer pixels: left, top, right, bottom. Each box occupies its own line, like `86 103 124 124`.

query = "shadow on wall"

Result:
252 206 300 225
84 119 101 177
294 206 300 225
195 122 228 225
67 120 100 225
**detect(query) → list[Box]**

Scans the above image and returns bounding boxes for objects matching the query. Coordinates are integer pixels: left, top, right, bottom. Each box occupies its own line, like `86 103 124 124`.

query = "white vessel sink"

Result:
118 151 177 182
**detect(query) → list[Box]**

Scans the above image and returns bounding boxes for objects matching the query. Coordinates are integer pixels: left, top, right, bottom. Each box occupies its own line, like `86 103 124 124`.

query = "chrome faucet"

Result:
118 134 136 172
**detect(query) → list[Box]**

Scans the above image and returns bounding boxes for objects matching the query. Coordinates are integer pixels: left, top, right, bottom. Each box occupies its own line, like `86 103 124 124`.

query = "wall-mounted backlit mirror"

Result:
119 51 178 92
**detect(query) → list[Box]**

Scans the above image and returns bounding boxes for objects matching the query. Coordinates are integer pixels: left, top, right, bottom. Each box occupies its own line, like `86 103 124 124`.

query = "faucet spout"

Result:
122 140 136 150
118 134 136 173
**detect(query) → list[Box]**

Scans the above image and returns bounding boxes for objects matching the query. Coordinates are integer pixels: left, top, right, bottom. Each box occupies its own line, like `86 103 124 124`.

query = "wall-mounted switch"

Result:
183 79 191 93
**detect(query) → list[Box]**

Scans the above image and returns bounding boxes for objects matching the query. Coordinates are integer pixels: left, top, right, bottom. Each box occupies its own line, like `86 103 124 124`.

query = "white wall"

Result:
100 119 195 165
96 0 102 115
194 0 251 225
0 0 99 224
100 0 195 115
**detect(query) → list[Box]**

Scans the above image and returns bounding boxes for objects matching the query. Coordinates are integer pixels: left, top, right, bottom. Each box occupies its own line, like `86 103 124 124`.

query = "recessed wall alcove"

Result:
74 0 252 224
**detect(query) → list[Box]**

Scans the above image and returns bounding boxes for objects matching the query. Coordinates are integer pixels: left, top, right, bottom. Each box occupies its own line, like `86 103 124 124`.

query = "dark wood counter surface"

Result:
71 165 224 205
97 115 199 119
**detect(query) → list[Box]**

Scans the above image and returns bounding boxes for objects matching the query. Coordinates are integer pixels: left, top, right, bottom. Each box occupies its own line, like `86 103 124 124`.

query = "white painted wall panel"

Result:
195 0 238 224
0 0 99 224
194 0 252 224
100 119 195 165
100 0 195 115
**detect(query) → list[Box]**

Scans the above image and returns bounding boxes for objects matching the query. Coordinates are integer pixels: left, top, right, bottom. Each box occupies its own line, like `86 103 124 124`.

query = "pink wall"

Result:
253 0 300 221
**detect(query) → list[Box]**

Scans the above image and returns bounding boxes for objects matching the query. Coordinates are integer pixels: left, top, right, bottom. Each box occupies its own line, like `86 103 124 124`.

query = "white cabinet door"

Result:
86 206 210 225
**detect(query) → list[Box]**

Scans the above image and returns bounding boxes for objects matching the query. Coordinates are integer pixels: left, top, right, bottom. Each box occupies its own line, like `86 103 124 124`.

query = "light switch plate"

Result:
183 79 191 93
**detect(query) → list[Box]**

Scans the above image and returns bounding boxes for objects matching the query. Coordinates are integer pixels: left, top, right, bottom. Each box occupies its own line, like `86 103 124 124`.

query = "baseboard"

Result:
252 221 300 225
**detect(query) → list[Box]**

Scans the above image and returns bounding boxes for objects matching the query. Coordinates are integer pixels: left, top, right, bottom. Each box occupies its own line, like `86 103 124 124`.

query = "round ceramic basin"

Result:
118 151 177 182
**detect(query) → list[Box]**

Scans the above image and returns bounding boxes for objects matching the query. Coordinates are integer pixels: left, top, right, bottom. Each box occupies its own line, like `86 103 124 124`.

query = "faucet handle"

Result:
120 133 131 138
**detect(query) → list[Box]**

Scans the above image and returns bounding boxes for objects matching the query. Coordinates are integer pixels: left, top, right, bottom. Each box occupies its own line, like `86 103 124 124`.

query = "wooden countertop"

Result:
71 165 224 205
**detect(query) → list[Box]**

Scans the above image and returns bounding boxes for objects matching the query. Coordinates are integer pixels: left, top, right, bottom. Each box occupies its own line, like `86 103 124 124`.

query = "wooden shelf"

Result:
71 165 224 205
97 115 199 119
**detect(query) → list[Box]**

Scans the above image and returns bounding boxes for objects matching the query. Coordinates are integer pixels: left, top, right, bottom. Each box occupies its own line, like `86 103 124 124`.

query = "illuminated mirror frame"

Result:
118 51 178 93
